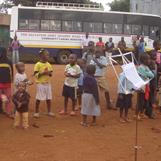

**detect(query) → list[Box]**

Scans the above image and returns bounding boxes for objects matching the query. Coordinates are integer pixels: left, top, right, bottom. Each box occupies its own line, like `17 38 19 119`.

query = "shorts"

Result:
62 85 77 100
36 83 52 101
116 94 132 109
95 76 109 92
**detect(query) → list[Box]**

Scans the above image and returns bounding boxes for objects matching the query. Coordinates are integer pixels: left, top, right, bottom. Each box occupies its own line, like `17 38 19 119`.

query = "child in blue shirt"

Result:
116 72 134 123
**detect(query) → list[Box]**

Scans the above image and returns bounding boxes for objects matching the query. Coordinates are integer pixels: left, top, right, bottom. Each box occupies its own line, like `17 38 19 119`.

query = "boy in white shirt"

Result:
59 54 81 116
15 62 32 91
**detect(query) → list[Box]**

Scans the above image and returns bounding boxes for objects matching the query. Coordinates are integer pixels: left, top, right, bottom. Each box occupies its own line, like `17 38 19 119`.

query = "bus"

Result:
10 2 161 64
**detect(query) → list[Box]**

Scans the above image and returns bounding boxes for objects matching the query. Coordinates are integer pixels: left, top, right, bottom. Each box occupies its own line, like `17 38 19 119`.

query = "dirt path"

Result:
0 65 161 161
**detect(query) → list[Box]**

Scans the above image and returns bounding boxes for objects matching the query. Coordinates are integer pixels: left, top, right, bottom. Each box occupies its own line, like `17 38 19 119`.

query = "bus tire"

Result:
56 49 71 64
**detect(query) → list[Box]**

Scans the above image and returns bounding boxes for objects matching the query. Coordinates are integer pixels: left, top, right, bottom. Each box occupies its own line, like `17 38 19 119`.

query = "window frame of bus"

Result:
40 20 61 31
83 22 103 33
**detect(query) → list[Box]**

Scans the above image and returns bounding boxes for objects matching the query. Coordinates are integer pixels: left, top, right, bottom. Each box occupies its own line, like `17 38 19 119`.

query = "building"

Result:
0 14 10 48
130 0 161 16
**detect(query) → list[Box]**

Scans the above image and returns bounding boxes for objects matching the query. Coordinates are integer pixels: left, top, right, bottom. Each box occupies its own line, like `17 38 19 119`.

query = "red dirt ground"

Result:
0 64 161 161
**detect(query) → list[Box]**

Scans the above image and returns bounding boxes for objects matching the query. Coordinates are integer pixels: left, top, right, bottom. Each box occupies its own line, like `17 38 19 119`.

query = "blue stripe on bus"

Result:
19 46 82 58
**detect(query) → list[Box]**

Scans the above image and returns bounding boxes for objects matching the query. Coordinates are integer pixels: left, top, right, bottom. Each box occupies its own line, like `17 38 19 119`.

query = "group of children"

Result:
0 39 161 129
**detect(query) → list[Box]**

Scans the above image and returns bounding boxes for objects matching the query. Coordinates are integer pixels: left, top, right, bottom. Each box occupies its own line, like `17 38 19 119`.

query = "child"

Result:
59 54 81 116
116 72 134 123
76 59 86 110
33 49 54 118
158 76 161 113
81 64 100 126
15 62 33 91
90 47 113 109
0 47 13 117
12 82 30 129
137 53 154 119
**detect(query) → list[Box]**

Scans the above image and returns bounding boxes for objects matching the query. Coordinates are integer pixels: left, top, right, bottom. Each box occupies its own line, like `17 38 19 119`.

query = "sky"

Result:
0 0 114 11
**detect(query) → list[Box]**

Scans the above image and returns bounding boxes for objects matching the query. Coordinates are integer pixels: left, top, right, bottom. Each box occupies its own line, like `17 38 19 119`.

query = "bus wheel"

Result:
57 49 71 64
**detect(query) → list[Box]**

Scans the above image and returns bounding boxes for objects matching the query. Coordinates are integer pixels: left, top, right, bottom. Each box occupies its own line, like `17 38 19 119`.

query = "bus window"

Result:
93 23 102 33
29 20 40 30
73 21 82 32
131 25 141 35
112 24 122 34
84 22 102 33
41 20 50 31
124 24 131 35
104 23 112 33
19 19 28 30
150 26 159 40
50 20 61 31
62 21 73 32
142 25 149 36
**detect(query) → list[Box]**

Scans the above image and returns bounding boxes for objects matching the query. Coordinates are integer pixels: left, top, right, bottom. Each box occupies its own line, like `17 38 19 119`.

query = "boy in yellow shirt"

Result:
33 49 54 118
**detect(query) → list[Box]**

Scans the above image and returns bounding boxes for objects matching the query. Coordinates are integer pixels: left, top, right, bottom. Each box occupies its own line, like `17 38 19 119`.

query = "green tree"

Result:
109 0 130 12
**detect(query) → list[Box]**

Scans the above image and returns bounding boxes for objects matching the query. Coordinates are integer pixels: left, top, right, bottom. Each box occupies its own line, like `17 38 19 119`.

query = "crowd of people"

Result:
0 33 161 129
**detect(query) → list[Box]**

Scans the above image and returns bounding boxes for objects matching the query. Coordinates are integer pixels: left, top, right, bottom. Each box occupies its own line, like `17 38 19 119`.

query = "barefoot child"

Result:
60 54 81 116
33 49 54 118
116 72 134 123
0 47 13 116
12 82 30 129
81 65 101 126
76 59 86 110
137 53 154 119
90 47 113 109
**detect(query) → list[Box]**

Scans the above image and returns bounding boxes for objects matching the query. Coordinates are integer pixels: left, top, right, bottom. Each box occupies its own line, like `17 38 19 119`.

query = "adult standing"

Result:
81 32 90 52
105 37 115 64
105 37 114 52
82 41 95 65
96 37 105 48
133 35 140 62
118 37 126 53
11 35 20 64
138 36 146 63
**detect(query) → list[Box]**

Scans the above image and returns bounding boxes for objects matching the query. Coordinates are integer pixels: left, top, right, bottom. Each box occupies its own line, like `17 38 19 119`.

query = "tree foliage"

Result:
109 0 130 12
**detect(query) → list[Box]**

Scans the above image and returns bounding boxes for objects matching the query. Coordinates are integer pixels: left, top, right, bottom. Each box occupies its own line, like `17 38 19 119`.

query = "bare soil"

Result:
0 65 161 161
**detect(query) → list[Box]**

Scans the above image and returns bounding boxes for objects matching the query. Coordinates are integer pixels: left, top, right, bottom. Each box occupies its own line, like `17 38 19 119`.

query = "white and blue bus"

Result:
10 2 161 64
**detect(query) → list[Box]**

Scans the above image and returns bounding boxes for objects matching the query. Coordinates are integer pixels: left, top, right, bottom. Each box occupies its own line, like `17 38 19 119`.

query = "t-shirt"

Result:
96 41 105 47
64 64 81 87
11 40 20 50
82 51 94 65
34 61 53 83
138 42 145 53
14 73 27 87
81 37 90 48
90 56 108 77
137 64 154 80
118 72 134 94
